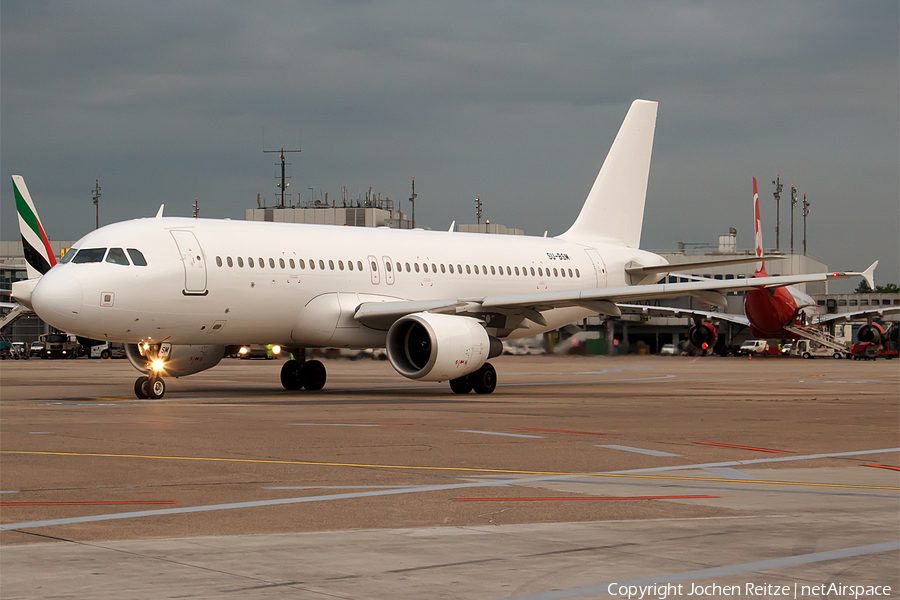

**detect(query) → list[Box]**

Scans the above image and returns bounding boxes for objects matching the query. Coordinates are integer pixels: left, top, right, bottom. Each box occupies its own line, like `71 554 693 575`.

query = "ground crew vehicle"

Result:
738 339 768 356
39 333 81 359
90 342 126 359
792 339 845 359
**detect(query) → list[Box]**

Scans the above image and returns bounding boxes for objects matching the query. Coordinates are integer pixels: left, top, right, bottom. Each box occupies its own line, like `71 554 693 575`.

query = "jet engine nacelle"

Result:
126 343 228 378
857 323 884 345
688 321 718 350
386 312 502 381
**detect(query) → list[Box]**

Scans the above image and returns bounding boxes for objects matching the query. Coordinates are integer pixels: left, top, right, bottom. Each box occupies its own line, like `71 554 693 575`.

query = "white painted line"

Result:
3 447 895 532
598 445 681 457
703 467 760 480
458 430 544 439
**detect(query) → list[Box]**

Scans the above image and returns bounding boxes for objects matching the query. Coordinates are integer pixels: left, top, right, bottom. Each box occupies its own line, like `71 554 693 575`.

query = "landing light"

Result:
272 345 281 355
239 347 249 355
152 359 165 372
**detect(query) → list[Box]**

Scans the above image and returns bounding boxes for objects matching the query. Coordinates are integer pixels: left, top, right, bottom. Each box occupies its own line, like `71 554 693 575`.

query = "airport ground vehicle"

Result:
851 342 878 360
90 342 126 359
659 343 678 356
10 341 28 359
39 333 81 359
29 341 44 357
239 344 280 360
792 339 845 359
737 339 768 356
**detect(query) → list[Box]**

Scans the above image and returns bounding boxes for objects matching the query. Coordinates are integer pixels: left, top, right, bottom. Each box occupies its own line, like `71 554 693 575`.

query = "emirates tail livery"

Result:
12 101 877 398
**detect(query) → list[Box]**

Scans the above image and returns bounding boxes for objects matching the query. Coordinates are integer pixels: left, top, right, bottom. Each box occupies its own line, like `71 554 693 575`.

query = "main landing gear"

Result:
449 362 496 395
280 348 327 391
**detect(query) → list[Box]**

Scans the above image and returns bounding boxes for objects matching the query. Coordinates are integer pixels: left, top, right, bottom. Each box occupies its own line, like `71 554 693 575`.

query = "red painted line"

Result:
1 501 178 506
513 428 611 435
863 464 900 471
696 442 790 454
453 495 718 502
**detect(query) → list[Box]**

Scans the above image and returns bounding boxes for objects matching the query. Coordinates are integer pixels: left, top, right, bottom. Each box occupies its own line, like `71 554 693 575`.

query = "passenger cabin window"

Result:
215 256 223 268
106 248 130 265
72 248 107 263
227 257 234 267
269 258 276 268
249 257 255 268
237 257 244 267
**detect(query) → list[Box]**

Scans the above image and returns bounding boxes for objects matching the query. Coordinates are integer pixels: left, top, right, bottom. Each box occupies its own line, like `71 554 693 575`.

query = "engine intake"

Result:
386 313 500 381
857 323 884 345
688 321 718 350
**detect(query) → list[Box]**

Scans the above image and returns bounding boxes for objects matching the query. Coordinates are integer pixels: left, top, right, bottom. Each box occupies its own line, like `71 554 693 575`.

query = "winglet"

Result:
448 221 456 232
12 175 56 279
156 204 165 218
862 260 878 290
826 260 878 289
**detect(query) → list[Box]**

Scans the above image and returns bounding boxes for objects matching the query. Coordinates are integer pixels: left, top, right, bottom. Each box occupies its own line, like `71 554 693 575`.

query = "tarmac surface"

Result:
1 354 898 599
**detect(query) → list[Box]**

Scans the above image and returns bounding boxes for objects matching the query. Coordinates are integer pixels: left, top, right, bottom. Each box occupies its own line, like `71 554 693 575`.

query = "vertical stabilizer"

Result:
752 177 766 277
12 175 57 279
559 100 658 247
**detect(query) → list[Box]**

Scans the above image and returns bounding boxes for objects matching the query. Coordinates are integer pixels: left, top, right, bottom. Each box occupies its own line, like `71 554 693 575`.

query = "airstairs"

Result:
783 324 847 353
0 305 30 332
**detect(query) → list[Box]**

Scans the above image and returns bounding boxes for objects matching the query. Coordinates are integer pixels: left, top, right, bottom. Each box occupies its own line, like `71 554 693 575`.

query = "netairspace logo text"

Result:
606 582 892 599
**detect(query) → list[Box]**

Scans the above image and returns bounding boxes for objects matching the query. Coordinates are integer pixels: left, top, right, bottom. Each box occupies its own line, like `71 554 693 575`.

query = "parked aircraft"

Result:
619 178 891 354
12 101 877 398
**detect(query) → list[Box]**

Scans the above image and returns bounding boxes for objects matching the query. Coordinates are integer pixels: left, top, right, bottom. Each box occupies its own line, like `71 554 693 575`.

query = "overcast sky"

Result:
3 1 897 292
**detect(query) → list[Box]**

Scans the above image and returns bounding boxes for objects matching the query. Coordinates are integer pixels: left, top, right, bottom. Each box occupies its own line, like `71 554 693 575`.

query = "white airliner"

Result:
11 100 876 399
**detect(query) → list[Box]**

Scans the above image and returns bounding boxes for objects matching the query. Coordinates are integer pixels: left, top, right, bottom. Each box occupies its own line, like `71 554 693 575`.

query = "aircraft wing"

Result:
354 268 869 330
615 303 751 326
815 306 900 325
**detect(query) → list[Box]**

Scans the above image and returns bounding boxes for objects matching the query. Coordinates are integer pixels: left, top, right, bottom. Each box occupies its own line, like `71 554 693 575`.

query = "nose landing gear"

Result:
134 373 166 399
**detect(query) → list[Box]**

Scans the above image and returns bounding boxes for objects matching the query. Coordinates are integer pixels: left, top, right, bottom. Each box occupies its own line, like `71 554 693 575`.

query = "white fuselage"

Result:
31 216 660 348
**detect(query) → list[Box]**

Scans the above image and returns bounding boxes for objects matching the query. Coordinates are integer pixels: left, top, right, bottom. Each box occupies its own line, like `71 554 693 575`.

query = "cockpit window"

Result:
72 248 107 263
105 247 130 265
59 249 77 264
127 249 148 266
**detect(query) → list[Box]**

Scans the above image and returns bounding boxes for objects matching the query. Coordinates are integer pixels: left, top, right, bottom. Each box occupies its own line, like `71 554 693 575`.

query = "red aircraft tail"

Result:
752 177 766 277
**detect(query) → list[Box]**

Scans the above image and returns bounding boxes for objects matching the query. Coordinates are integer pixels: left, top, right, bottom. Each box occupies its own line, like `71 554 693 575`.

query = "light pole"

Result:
772 175 782 251
802 193 810 255
92 180 101 229
790 184 797 255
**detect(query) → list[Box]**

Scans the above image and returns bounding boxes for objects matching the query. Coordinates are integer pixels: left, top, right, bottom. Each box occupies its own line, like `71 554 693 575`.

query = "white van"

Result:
90 342 126 359
738 340 768 355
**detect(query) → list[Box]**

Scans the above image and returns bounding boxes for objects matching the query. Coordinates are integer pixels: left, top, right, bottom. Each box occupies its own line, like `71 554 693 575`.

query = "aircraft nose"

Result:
32 272 83 327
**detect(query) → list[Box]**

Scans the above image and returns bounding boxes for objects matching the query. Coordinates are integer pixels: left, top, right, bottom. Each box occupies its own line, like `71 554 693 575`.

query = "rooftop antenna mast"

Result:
192 197 200 219
92 179 101 229
264 131 301 208
772 175 782 251
474 195 483 225
790 184 797 255
409 176 417 228
802 192 809 256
